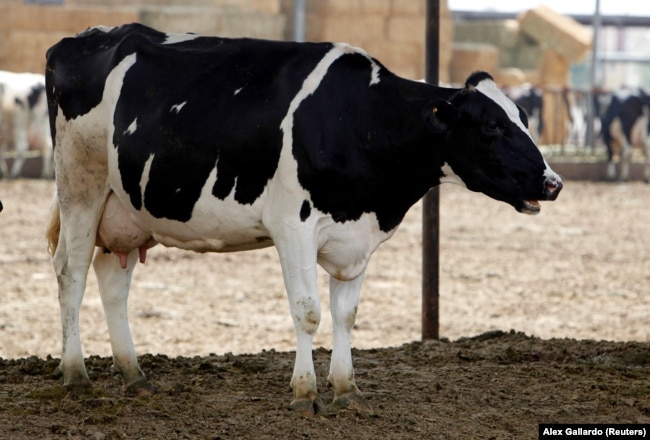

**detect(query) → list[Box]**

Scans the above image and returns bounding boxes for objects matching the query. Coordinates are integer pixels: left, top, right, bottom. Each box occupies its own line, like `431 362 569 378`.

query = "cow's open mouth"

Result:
519 199 541 215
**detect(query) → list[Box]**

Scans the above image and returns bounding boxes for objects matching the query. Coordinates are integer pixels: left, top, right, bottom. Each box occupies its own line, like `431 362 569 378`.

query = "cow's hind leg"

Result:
327 273 374 415
93 248 153 396
53 186 109 394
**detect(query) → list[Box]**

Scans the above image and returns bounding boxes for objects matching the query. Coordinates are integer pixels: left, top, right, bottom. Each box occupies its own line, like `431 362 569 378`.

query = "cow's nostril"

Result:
545 177 563 199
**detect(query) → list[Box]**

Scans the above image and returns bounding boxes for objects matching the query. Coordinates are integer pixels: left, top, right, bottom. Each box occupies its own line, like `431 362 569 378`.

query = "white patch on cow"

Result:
139 153 155 208
280 44 357 137
104 54 137 112
440 162 466 187
369 59 380 86
275 43 391 281
234 86 245 96
91 25 116 33
543 159 562 182
170 101 187 114
124 118 137 135
163 33 200 45
475 78 532 141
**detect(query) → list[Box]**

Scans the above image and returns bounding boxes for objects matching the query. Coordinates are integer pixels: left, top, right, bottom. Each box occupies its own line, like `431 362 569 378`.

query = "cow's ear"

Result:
423 100 456 133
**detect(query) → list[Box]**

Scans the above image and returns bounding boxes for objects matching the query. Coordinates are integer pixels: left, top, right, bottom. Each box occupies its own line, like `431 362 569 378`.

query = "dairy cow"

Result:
0 71 54 179
45 23 562 415
508 85 543 144
601 89 650 182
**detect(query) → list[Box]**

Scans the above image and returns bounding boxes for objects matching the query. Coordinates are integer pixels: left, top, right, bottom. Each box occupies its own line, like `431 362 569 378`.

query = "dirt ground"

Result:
0 178 649 438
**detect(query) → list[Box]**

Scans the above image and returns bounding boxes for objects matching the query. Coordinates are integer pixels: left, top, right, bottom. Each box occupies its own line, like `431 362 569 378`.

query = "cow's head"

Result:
425 71 562 214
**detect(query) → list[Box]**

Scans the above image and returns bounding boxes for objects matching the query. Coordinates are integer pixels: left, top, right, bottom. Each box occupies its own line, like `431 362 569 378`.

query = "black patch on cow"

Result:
110 33 332 221
299 200 311 222
513 89 543 135
291 54 449 232
465 71 494 88
27 84 45 110
46 24 169 145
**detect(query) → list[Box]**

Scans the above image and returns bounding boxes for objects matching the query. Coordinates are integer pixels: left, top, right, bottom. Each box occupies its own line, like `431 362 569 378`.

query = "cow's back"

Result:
46 24 398 251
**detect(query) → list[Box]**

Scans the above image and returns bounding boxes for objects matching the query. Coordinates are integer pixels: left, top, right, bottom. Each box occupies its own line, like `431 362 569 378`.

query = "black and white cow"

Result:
0 71 54 179
601 89 650 182
45 23 562 415
508 85 543 144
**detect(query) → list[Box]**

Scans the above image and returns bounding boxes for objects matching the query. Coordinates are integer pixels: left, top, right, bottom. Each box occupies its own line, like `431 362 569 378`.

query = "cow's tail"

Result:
46 188 60 256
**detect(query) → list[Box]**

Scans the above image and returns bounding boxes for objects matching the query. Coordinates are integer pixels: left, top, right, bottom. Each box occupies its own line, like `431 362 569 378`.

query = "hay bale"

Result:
454 19 520 50
518 5 591 62
450 42 499 84
494 67 527 88
541 91 570 145
539 49 569 86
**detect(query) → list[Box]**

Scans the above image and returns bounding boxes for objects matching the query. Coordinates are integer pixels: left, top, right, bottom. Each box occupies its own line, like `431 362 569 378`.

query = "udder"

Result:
96 192 158 269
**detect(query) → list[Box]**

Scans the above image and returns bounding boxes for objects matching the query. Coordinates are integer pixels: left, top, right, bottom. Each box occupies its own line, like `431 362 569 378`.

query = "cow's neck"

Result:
362 77 458 230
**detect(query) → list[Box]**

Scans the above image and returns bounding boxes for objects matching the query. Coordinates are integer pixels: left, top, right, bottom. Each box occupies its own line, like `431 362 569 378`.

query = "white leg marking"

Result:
55 231 90 387
621 140 632 181
93 248 147 389
9 104 30 178
274 228 321 403
55 183 111 388
607 161 617 180
328 272 365 397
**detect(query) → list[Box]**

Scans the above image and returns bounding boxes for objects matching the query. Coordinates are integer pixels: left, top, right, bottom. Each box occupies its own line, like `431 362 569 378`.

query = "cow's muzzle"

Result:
518 174 563 215
544 174 563 201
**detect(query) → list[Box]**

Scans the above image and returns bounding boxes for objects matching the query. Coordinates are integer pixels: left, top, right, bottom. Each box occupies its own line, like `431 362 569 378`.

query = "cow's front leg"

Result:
93 248 153 396
620 141 632 181
275 237 325 416
643 136 650 183
328 273 374 415
9 117 29 178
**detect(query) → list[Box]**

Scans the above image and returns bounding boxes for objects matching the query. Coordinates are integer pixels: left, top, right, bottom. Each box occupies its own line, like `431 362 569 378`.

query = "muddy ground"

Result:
0 179 649 438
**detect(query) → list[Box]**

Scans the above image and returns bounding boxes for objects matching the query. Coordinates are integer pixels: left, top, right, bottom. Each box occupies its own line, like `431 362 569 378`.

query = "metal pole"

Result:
586 0 601 152
422 0 440 341
293 0 306 42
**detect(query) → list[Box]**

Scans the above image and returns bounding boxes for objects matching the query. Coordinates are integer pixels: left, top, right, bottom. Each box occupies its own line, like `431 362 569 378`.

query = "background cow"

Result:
600 89 650 182
508 85 543 144
0 71 54 179
45 23 562 416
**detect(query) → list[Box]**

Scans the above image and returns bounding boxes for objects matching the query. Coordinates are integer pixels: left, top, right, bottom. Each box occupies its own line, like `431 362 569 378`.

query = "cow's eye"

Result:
484 120 502 136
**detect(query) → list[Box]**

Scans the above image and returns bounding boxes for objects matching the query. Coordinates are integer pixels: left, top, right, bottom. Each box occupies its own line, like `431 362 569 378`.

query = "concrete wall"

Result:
0 0 451 82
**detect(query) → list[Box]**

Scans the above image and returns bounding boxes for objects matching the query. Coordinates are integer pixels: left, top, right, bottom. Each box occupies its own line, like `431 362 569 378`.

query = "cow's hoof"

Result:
328 392 375 416
290 391 326 416
63 383 96 399
125 379 156 397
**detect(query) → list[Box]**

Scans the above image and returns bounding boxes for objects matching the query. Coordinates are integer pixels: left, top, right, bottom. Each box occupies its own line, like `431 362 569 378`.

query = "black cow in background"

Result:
508 85 544 144
601 89 650 182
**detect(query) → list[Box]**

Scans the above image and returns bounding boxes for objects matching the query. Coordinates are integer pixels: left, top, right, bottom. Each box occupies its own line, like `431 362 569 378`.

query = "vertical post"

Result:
422 0 440 341
293 0 306 42
585 0 601 152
